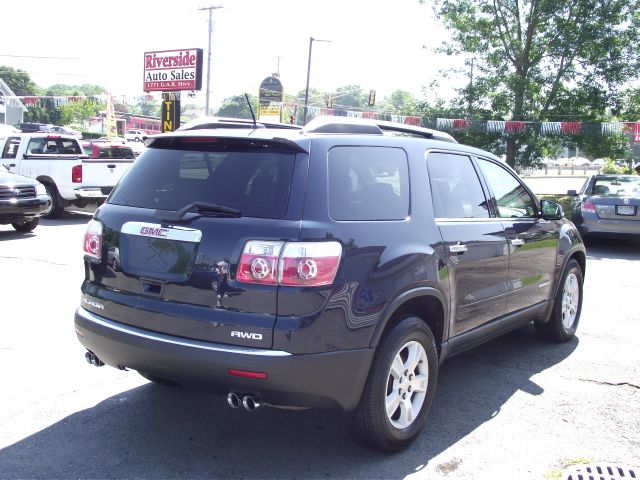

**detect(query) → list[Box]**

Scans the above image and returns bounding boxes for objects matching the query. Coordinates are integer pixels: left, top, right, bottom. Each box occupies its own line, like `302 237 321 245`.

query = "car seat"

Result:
593 185 610 195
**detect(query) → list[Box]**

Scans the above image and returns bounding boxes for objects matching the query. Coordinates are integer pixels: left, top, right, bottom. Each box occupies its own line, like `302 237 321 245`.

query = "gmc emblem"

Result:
140 226 169 237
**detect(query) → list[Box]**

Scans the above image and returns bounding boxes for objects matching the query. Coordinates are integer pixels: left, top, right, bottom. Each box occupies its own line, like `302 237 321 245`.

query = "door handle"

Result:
107 164 116 169
449 243 468 254
510 238 525 247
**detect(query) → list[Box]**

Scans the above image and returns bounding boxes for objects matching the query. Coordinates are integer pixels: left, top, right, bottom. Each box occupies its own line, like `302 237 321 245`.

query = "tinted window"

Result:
26 137 82 155
95 147 135 159
427 153 489 218
328 146 409 221
477 159 536 218
109 140 296 219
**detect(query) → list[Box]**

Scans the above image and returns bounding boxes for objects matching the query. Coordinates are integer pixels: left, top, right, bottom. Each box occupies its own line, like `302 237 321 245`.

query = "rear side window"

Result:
1 137 20 158
328 146 409 221
26 137 82 155
108 140 296 219
427 152 490 218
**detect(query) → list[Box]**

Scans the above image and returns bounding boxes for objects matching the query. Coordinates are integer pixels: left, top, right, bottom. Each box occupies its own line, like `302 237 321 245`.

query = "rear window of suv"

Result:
108 138 296 219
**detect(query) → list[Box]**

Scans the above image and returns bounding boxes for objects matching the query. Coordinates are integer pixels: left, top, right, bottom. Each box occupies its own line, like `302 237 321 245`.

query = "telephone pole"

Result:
199 5 223 116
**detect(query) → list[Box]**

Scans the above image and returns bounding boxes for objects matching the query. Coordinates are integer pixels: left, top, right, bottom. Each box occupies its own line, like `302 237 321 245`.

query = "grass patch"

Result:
544 457 593 480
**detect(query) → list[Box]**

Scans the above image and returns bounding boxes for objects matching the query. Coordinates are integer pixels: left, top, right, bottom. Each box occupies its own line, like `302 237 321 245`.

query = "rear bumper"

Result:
74 187 109 200
0 195 50 222
577 216 640 239
74 307 374 410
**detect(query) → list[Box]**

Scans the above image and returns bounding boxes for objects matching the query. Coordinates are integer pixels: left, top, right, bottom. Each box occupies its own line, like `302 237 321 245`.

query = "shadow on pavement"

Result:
41 210 94 227
0 326 577 479
584 238 640 261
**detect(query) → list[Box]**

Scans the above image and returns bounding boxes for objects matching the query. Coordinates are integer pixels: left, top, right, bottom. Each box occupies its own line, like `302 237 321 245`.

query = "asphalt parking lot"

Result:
0 212 638 479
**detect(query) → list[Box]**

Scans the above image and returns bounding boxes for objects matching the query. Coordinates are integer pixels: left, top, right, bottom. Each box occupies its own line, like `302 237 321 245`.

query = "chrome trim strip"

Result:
121 221 202 243
76 307 291 357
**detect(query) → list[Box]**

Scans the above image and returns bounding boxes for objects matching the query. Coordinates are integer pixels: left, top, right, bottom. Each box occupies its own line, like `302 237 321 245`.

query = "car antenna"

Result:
245 93 257 128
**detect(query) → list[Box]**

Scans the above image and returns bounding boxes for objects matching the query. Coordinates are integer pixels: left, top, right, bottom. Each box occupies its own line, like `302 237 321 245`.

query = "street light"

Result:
303 36 331 125
199 5 223 116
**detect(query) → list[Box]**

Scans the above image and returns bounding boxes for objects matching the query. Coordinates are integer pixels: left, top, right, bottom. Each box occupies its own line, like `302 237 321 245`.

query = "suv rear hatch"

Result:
83 135 308 349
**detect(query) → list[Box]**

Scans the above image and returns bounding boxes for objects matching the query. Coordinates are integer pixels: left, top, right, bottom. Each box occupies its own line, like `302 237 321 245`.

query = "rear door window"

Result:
108 139 296 219
427 152 490 218
328 146 409 221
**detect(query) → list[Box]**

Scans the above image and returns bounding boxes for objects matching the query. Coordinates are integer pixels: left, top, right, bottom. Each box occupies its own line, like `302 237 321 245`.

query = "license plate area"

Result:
616 205 636 216
120 222 202 281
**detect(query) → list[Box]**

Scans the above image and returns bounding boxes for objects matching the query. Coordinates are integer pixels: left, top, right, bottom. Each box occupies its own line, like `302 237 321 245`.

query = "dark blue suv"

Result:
75 117 586 451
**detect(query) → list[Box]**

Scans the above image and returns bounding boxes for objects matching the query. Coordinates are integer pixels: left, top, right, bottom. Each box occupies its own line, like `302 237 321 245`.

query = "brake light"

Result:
279 242 342 286
83 219 102 260
237 241 283 285
581 201 596 214
72 164 82 183
237 240 342 286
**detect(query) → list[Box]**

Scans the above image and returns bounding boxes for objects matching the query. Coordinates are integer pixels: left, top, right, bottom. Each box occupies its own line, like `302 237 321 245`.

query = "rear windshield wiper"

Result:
156 201 242 222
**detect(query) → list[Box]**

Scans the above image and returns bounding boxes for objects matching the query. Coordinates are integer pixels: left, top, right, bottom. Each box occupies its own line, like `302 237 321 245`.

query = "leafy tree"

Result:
332 85 367 109
379 90 419 116
428 0 640 167
0 65 39 96
215 94 257 119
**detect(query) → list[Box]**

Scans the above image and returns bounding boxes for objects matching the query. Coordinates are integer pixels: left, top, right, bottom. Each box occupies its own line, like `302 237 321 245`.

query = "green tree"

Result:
0 65 39 96
428 0 640 167
383 90 418 115
215 94 257 119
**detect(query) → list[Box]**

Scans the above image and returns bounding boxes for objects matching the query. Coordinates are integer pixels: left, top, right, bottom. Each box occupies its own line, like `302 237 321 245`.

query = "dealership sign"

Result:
143 48 203 92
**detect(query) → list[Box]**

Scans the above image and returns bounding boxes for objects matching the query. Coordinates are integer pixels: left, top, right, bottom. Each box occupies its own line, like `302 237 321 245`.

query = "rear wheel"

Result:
348 316 438 452
11 217 39 232
535 259 583 342
42 183 64 219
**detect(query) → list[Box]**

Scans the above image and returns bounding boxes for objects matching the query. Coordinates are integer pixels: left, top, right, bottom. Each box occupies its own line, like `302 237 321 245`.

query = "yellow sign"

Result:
259 106 280 117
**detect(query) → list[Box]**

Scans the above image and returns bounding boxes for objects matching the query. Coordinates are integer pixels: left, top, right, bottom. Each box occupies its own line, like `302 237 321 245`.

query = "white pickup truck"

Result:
0 133 134 218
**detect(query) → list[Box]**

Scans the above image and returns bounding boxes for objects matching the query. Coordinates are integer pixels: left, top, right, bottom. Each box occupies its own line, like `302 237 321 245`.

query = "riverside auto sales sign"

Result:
143 48 203 92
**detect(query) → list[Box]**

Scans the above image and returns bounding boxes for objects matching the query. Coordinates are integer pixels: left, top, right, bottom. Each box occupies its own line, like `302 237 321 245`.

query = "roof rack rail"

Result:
302 116 457 143
374 120 457 143
178 116 301 131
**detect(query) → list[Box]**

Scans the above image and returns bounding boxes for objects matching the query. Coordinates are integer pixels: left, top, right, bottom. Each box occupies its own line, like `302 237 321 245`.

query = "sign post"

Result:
143 48 203 132
161 92 181 133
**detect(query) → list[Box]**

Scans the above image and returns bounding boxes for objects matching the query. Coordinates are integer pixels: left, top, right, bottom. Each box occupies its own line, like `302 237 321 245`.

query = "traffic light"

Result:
368 90 376 107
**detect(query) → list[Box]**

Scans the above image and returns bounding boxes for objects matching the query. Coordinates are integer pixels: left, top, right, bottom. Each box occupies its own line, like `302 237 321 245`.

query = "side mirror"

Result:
567 189 578 196
540 199 564 220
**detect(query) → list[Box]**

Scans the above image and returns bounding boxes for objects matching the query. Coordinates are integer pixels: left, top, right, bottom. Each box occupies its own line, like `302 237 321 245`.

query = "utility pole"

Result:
303 37 331 125
199 5 223 116
275 56 283 77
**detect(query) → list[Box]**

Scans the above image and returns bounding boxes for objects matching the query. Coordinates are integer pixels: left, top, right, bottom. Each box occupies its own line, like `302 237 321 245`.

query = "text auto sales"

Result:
144 50 199 90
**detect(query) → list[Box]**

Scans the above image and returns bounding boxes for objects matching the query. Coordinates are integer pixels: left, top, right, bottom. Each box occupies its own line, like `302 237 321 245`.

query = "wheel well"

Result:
36 176 56 188
382 296 445 353
570 250 586 277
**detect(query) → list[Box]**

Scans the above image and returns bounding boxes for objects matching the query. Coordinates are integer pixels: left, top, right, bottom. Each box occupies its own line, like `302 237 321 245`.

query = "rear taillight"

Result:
237 241 283 285
237 240 342 287
581 201 596 214
83 219 102 260
279 242 342 286
72 164 82 183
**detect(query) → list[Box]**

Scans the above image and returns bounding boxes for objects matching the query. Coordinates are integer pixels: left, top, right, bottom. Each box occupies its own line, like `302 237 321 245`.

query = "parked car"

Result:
75 117 586 452
88 142 135 160
0 133 132 218
568 157 592 167
17 122 53 133
50 126 82 139
568 174 640 240
125 129 147 142
0 164 50 232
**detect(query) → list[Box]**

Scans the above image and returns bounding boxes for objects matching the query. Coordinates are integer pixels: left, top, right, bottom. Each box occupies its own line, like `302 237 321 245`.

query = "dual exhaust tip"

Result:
227 392 261 411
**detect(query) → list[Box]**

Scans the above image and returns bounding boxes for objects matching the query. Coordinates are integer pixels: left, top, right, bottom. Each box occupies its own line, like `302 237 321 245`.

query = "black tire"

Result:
42 183 64 219
347 316 438 452
535 259 583 342
138 371 179 386
11 217 39 232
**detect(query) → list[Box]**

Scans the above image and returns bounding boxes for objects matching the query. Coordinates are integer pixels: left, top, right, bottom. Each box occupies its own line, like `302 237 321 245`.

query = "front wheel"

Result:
535 259 583 342
12 217 39 232
42 183 64 219
348 316 438 452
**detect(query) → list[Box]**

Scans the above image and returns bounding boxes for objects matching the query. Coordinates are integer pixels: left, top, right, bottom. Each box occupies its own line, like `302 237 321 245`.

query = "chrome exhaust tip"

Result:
242 394 261 411
227 392 241 408
84 351 104 367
